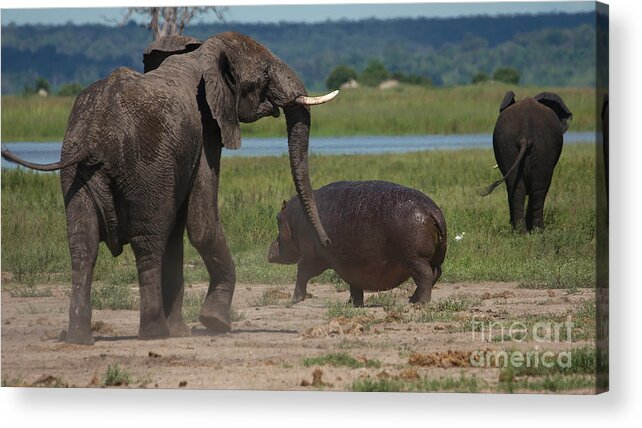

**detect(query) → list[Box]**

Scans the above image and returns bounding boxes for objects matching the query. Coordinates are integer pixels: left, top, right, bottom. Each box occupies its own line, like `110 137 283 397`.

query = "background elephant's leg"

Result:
507 178 527 231
131 237 170 339
408 258 435 304
65 190 99 345
526 187 548 231
161 204 190 337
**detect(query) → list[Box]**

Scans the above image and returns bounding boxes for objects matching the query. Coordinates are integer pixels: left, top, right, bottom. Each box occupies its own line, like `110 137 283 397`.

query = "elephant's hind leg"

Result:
131 237 170 340
507 178 527 232
161 204 191 337
65 189 99 345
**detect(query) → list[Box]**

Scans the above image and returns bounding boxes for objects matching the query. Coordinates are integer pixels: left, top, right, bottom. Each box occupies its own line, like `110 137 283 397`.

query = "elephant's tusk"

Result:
294 90 339 106
493 164 499 169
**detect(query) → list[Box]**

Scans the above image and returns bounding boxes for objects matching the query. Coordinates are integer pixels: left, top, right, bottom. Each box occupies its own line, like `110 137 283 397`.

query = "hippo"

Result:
267 180 447 306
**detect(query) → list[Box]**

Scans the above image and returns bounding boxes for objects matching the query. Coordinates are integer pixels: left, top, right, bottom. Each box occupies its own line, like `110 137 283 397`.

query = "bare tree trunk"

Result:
123 7 227 40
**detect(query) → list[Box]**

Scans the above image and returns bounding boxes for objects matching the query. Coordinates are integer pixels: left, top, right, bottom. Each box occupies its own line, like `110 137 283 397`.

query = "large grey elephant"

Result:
482 91 572 231
1 32 337 344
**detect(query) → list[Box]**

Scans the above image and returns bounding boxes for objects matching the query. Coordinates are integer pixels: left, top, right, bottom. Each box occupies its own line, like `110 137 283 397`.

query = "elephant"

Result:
268 181 447 307
1 32 337 344
482 91 572 231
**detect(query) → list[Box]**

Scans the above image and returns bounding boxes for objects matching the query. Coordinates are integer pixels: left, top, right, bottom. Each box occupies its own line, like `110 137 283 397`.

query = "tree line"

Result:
1 12 596 94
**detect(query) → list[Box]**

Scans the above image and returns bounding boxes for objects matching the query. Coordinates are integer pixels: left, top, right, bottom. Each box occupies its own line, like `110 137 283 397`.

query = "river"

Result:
1 132 595 170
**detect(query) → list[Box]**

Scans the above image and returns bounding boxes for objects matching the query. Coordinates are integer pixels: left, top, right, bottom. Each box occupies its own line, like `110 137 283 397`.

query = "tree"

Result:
492 67 520 85
124 7 227 40
359 59 390 87
325 65 357 90
471 72 489 84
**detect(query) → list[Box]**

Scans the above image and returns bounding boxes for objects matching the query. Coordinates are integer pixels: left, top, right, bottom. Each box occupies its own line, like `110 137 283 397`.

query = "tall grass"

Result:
1 144 595 289
2 83 595 141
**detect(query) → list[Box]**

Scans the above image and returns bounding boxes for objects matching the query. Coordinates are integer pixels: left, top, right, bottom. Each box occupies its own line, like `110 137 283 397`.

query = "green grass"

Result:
2 84 595 141
325 301 369 319
352 373 481 393
303 352 381 369
101 364 132 387
1 144 595 290
91 282 137 310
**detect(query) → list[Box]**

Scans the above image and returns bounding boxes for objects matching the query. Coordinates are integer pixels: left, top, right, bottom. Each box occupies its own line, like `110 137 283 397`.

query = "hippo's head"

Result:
267 201 300 264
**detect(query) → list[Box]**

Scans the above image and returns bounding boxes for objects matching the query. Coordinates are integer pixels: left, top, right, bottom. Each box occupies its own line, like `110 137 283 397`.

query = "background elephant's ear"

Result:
143 35 202 73
534 92 573 133
499 90 516 113
202 52 241 150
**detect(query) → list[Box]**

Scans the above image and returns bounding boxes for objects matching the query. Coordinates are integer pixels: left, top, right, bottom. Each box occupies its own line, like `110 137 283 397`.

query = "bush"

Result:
391 72 433 87
472 72 490 84
326 65 357 90
359 59 389 87
57 83 84 97
492 67 520 85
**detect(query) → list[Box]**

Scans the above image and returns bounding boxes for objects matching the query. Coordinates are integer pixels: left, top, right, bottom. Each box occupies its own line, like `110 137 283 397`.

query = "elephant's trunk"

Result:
284 105 331 247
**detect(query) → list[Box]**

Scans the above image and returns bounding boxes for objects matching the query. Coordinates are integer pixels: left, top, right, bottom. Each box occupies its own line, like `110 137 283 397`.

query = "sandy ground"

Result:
1 280 596 392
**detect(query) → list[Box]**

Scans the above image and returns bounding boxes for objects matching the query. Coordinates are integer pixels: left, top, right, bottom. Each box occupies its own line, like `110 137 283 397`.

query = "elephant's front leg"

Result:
187 156 235 333
161 204 191 337
131 238 170 340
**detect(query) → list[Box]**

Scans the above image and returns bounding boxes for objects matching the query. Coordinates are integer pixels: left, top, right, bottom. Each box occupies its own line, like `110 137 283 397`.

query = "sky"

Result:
0 1 596 26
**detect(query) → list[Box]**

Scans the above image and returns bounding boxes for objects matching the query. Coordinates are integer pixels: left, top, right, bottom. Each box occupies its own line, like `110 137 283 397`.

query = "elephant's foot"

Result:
167 320 192 337
138 320 170 340
64 326 95 345
348 296 364 308
199 300 231 333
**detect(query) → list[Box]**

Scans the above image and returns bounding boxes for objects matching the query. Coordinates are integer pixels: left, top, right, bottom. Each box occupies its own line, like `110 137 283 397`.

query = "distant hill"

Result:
1 12 597 94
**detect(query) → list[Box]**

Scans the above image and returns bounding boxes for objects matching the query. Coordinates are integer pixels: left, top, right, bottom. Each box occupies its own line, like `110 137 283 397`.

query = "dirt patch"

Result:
1 280 596 392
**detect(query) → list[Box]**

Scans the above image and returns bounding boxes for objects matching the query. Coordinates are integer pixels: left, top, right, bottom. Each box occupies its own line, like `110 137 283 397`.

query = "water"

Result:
1 132 595 170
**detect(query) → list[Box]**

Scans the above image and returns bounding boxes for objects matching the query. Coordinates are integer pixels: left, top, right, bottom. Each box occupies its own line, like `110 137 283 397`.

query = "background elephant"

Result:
1 31 336 344
482 91 572 231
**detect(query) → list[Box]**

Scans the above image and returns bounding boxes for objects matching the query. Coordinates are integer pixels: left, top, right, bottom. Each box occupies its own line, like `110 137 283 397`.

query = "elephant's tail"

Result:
481 138 532 196
1 144 87 172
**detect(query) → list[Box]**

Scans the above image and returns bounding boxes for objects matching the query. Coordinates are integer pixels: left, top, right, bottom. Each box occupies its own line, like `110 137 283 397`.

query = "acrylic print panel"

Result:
0 1 608 394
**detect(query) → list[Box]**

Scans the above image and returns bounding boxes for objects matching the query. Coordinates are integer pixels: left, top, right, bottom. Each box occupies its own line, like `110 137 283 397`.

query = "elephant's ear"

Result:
499 91 516 113
202 46 241 150
534 92 573 133
143 35 201 73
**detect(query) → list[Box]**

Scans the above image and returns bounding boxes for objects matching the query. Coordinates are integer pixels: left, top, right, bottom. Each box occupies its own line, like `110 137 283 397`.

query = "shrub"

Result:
472 72 490 84
326 65 357 90
57 83 84 97
359 59 389 87
492 67 520 85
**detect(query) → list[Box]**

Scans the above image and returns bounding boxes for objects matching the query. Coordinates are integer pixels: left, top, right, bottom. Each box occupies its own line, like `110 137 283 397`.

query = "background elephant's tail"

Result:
481 138 532 196
1 144 87 172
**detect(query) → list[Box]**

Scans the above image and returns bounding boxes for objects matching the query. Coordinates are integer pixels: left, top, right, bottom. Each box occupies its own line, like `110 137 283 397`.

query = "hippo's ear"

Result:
499 90 516 113
278 214 292 242
534 92 573 133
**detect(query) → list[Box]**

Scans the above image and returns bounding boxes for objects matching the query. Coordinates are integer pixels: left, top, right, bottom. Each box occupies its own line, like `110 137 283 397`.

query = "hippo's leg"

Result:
292 259 327 304
408 259 435 304
348 285 364 307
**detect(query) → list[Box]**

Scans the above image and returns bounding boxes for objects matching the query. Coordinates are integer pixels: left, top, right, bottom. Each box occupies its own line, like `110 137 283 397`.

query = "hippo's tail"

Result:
429 208 448 267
